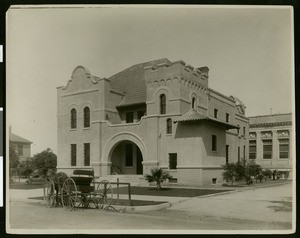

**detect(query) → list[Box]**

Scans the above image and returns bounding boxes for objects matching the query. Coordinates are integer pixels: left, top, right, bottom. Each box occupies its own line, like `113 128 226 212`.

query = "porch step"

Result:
96 175 146 186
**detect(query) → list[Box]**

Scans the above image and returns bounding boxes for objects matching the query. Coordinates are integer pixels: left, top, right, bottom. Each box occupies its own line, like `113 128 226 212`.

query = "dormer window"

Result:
84 107 90 128
160 94 166 114
71 108 77 129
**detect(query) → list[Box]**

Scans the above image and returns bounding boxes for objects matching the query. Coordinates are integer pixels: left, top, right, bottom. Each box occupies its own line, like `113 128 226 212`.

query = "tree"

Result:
18 158 34 178
144 168 172 190
222 163 237 185
9 146 19 179
32 148 57 177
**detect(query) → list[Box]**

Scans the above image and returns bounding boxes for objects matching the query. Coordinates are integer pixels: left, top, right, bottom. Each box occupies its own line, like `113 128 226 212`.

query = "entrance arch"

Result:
102 132 147 175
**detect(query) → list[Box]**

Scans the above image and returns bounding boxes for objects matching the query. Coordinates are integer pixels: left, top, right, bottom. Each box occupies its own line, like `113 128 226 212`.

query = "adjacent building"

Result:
248 113 293 179
57 58 249 185
9 126 32 162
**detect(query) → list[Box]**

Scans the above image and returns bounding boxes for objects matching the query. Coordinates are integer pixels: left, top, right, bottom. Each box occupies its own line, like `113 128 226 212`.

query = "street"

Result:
7 182 293 233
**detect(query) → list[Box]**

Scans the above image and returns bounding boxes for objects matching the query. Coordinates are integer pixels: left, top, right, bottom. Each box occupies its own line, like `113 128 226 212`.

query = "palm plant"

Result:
144 168 172 190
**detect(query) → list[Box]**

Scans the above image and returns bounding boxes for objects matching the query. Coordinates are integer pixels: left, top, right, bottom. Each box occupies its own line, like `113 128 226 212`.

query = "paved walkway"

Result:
168 182 293 224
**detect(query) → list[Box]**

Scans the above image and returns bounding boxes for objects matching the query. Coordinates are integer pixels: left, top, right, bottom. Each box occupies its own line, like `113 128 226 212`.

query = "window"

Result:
263 140 272 159
71 144 76 166
237 125 240 135
192 97 196 109
212 178 217 184
238 146 240 162
125 143 133 166
243 127 246 136
126 112 134 123
137 111 145 121
243 145 246 159
166 118 172 134
160 94 166 114
226 145 229 164
18 144 23 156
279 139 289 159
71 108 77 129
212 135 217 152
249 140 256 159
214 109 218 118
84 107 90 128
84 143 90 166
169 153 177 170
226 113 229 123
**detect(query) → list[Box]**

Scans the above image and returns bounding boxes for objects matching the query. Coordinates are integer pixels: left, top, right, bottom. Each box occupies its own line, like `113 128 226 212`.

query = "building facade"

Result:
248 113 293 179
57 58 249 185
9 126 32 162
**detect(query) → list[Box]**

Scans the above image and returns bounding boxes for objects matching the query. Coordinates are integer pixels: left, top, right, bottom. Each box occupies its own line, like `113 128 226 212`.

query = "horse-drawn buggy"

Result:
45 169 114 210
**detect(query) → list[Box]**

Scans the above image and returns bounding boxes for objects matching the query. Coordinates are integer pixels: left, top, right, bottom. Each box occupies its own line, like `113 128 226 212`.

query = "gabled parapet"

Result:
57 66 101 91
144 60 209 93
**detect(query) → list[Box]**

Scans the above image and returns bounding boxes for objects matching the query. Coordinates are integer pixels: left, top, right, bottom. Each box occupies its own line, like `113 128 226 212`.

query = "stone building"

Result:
57 58 248 185
9 126 32 162
248 113 293 179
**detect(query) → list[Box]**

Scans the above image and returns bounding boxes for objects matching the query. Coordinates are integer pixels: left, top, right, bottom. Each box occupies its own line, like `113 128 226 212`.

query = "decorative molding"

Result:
277 130 290 138
62 89 99 97
250 121 292 128
261 131 273 139
249 132 256 139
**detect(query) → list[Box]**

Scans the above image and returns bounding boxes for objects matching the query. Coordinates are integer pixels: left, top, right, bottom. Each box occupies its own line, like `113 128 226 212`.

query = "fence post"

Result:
117 178 119 204
128 183 132 206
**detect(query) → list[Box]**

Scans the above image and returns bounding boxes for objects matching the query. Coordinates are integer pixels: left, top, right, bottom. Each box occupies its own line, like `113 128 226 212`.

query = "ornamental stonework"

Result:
261 131 272 139
277 130 289 138
249 132 256 139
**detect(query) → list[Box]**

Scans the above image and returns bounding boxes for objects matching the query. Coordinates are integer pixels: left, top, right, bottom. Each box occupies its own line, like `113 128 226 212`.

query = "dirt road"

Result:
7 183 293 233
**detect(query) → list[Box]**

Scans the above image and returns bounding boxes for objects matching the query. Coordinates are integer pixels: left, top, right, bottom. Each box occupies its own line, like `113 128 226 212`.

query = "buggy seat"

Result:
70 169 95 193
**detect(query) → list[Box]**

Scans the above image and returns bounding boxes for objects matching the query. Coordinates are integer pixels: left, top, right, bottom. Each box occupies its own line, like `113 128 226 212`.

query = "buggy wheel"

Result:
61 178 77 209
96 180 113 208
46 180 56 207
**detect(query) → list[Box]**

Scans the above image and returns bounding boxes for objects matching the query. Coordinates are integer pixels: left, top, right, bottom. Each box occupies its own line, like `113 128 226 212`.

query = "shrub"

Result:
144 168 172 190
222 163 237 185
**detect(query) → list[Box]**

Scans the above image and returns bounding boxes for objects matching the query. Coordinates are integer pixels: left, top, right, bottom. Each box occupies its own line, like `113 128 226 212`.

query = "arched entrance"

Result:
102 132 147 175
110 140 143 175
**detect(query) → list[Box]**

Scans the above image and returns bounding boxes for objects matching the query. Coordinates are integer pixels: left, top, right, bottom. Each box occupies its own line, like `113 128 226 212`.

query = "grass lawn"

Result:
116 186 232 197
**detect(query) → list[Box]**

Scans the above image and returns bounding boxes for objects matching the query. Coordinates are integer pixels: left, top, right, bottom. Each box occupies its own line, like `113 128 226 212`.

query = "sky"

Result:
6 5 293 155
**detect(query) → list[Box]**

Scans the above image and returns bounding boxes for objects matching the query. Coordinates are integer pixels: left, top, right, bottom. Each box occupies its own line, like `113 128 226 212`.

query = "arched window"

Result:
160 94 166 114
84 107 90 128
192 97 196 109
166 118 172 134
71 108 77 129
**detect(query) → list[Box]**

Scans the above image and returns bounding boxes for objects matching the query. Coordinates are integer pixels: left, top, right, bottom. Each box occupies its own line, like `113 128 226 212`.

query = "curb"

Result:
113 202 172 213
10 197 172 213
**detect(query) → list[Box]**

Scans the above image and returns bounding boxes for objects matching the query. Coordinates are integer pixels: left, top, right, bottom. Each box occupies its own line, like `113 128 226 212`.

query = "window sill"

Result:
70 129 77 131
166 133 172 137
83 127 90 130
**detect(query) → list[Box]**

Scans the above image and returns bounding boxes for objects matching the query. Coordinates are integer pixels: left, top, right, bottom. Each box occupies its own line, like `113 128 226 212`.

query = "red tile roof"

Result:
174 109 239 129
109 58 171 107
